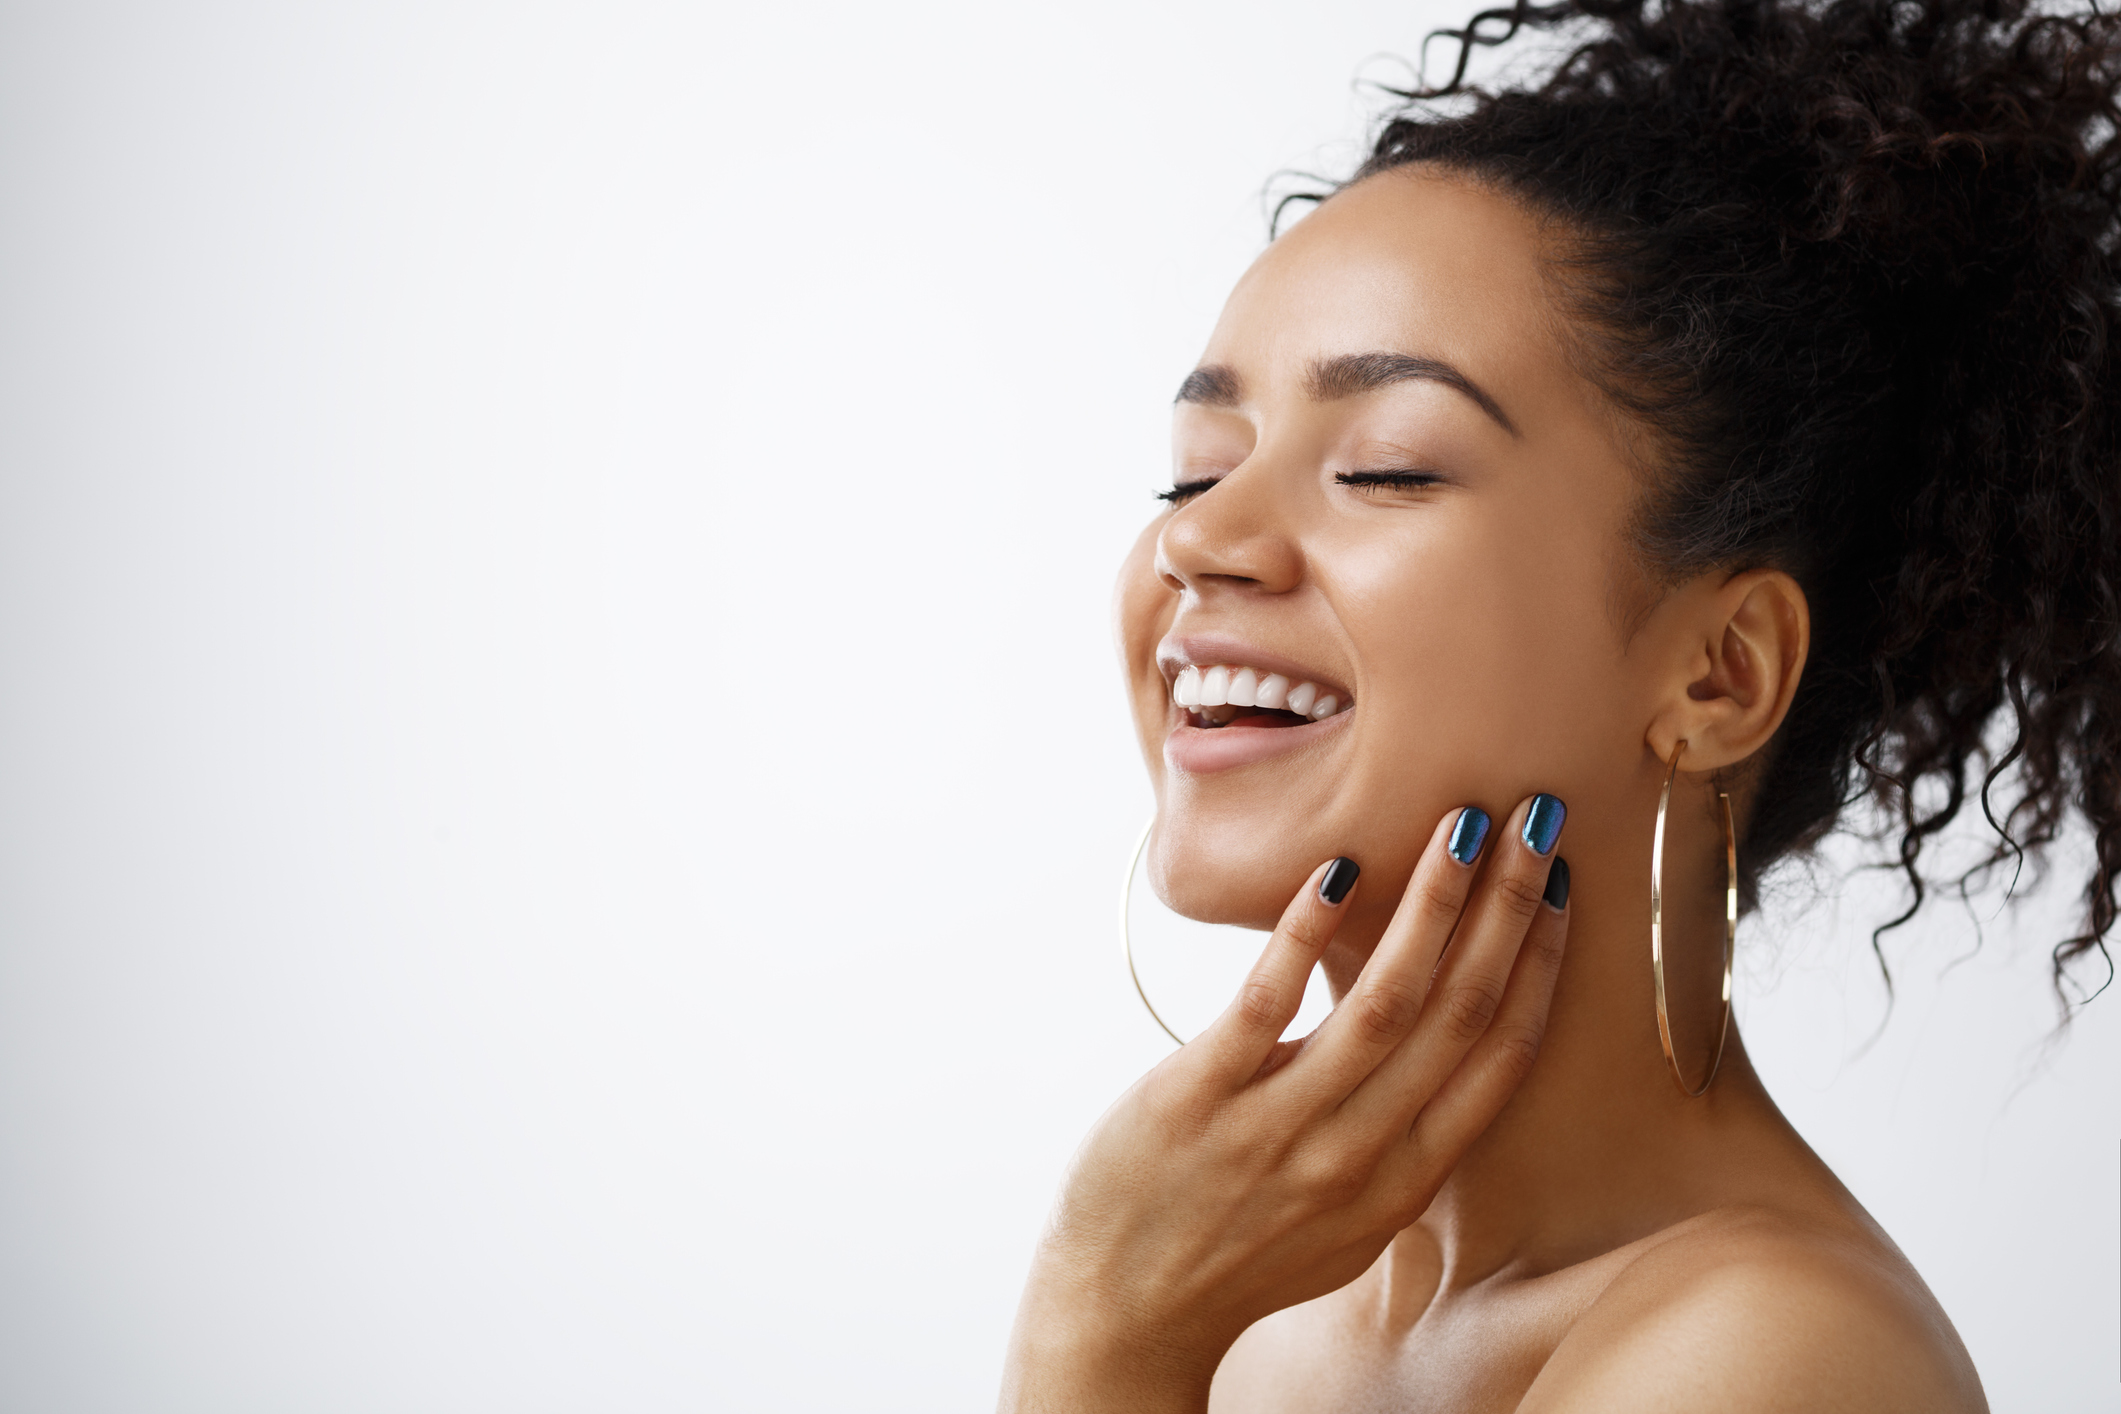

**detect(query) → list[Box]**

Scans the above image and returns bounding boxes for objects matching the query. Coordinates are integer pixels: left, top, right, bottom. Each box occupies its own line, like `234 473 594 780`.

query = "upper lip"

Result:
1154 633 1353 705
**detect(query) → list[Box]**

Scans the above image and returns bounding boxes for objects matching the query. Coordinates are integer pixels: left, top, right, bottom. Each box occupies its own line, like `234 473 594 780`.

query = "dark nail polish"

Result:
1447 807 1491 865
1522 794 1567 856
1542 857 1571 910
1319 857 1360 905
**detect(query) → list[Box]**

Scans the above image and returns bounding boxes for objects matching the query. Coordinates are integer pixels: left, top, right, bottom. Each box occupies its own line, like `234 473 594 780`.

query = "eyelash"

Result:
1155 479 1220 504
1336 469 1443 492
1155 469 1443 505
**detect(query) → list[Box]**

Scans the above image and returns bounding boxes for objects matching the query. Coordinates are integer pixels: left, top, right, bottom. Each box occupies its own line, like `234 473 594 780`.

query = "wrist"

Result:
999 1280 1223 1414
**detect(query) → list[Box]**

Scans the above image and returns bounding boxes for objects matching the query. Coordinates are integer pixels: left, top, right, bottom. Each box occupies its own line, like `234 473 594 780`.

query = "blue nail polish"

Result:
1447 807 1491 865
1523 794 1567 856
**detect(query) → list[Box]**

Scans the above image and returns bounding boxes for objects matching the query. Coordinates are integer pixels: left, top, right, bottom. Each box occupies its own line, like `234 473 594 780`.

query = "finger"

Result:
1343 794 1567 1124
1190 856 1361 1084
1390 852 1569 1177
1293 804 1494 1098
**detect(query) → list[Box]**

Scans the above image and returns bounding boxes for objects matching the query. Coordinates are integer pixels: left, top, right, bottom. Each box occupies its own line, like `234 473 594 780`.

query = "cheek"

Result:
1113 518 1177 772
1344 506 1635 786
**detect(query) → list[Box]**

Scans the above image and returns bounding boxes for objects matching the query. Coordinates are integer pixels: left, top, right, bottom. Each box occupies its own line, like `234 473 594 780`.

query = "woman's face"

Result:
1117 166 1657 935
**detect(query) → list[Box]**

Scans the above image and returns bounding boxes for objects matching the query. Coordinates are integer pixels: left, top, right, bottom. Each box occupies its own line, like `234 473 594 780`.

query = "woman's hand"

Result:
999 795 1571 1414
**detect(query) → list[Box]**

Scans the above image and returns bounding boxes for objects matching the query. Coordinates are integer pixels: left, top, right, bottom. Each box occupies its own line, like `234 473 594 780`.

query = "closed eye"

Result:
1336 469 1444 491
1156 478 1222 505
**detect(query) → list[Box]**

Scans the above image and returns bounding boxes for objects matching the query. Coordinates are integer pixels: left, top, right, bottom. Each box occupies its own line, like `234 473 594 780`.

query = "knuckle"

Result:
1491 870 1548 920
1401 1122 1436 1172
1236 974 1288 1030
1294 1142 1369 1206
1282 910 1332 955
1438 979 1505 1041
1487 1021 1546 1084
1413 876 1466 927
1350 976 1425 1044
1140 1070 1215 1143
1528 920 1569 973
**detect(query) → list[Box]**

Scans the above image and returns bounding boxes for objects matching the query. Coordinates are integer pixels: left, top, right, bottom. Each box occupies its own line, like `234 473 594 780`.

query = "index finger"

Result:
1188 856 1361 1085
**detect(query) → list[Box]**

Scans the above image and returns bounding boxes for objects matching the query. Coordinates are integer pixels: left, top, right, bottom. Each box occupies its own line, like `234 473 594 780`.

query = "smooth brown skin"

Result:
999 168 1986 1412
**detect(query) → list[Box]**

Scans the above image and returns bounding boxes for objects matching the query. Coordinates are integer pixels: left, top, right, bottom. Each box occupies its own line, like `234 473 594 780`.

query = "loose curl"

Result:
1292 0 2121 1005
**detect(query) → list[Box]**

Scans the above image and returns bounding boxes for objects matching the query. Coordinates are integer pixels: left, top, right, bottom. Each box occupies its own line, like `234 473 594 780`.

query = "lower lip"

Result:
1164 709 1354 774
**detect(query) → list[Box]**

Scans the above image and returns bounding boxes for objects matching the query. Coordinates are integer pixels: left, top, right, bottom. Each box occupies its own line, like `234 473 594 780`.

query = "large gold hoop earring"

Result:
1651 741 1737 1098
1120 817 1186 1047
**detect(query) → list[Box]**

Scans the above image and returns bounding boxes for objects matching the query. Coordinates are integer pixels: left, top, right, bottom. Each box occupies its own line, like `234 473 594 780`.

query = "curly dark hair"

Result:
1288 0 2121 1004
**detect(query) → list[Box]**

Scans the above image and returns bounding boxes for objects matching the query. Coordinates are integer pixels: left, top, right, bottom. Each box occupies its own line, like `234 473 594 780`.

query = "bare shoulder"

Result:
1518 1206 1986 1413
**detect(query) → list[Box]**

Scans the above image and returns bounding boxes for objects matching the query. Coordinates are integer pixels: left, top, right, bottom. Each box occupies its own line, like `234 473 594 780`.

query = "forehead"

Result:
1203 167 1577 421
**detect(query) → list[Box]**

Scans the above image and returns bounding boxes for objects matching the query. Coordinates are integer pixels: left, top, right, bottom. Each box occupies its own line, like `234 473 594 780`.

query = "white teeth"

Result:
1169 662 1350 720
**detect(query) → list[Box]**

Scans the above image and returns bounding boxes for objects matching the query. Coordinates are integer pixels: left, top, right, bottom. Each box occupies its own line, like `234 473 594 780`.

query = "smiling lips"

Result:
1162 659 1352 774
1172 663 1349 729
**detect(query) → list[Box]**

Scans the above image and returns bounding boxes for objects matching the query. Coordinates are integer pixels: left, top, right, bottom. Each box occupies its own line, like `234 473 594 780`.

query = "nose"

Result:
1155 463 1306 599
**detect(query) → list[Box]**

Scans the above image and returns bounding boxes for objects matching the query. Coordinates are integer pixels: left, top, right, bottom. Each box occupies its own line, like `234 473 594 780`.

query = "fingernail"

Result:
1542 857 1570 910
1319 857 1360 905
1522 794 1566 856
1447 807 1491 865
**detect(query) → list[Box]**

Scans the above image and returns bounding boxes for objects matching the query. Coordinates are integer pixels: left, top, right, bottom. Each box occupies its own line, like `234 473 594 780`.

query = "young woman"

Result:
999 0 2120 1408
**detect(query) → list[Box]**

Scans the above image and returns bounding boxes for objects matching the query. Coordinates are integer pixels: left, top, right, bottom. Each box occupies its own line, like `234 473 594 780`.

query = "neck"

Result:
1322 777 1846 1295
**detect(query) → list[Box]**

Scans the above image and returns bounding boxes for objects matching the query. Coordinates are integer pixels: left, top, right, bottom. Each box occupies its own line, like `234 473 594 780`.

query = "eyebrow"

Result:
1173 364 1243 407
1173 352 1520 438
1308 352 1519 436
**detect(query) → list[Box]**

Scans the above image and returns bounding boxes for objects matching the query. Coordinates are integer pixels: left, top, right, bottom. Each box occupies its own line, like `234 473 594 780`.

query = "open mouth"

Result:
1171 663 1351 730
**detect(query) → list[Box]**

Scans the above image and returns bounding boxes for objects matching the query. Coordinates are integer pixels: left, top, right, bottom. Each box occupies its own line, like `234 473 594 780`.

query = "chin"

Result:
1144 810 1312 931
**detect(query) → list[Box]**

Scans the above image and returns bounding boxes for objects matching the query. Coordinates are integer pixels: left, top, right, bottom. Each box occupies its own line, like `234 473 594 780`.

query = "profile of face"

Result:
1116 167 1685 944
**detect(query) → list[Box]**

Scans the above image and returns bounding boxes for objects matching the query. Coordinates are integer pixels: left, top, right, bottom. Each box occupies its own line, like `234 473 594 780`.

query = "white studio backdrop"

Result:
0 3 2113 1410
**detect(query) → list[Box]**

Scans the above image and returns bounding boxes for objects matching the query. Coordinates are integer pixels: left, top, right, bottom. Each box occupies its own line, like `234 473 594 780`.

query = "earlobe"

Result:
1645 569 1810 772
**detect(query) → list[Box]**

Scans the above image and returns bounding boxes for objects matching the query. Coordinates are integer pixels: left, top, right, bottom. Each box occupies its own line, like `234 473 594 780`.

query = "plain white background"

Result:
0 2 2114 1409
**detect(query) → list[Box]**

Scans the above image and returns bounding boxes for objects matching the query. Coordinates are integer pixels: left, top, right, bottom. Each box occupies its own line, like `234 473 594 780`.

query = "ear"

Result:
1643 568 1810 773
